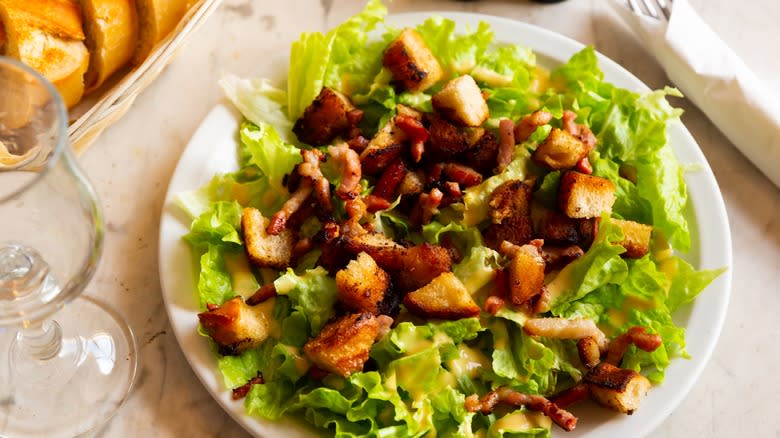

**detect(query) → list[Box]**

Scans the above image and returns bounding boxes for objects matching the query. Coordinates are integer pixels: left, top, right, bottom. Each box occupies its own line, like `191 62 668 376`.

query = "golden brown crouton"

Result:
360 106 421 175
611 219 653 258
383 28 443 92
303 313 379 377
336 252 391 314
344 232 408 272
483 215 534 251
432 75 489 127
198 297 270 356
535 210 582 245
293 87 357 146
403 272 480 320
558 171 616 219
458 130 499 175
396 243 452 292
488 180 532 224
584 362 652 414
532 128 591 170
500 242 546 306
242 207 293 270
426 114 483 161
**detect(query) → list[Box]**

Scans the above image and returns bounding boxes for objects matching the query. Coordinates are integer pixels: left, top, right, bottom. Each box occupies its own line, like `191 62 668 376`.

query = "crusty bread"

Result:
336 252 390 315
0 0 89 108
403 272 480 320
80 0 138 91
133 0 188 64
611 218 653 259
383 27 443 92
241 207 294 270
558 171 616 219
432 74 489 127
532 128 591 170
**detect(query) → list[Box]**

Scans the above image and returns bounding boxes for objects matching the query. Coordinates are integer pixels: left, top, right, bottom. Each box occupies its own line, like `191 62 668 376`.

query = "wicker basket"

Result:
68 0 222 154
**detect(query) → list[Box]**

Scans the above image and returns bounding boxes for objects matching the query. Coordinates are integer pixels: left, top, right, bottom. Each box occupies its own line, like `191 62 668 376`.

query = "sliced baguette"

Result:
80 0 138 90
133 0 188 64
0 0 89 108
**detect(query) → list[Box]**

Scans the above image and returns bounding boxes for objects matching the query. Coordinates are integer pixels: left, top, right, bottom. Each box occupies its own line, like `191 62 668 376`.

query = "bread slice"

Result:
558 171 616 219
80 0 138 91
133 0 188 64
241 207 293 270
432 74 489 127
383 28 443 92
0 0 89 108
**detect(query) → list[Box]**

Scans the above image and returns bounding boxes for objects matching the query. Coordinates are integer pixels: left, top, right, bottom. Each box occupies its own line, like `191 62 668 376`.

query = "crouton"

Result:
532 128 591 170
558 171 616 219
578 217 599 249
500 242 546 306
398 169 425 196
242 207 293 270
336 252 391 314
535 210 582 245
383 28 443 92
483 215 534 251
403 272 480 320
432 75 490 127
303 313 379 377
584 362 652 414
458 130 499 175
396 243 452 292
488 180 532 224
612 219 653 258
292 87 357 146
426 114 482 161
198 297 269 356
344 232 408 272
360 107 420 175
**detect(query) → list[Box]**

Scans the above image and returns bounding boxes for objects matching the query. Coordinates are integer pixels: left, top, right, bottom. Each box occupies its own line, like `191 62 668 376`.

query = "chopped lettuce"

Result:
182 3 727 436
219 75 294 142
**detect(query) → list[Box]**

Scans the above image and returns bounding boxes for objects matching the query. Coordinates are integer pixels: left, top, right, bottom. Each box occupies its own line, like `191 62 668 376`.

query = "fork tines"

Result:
627 0 672 21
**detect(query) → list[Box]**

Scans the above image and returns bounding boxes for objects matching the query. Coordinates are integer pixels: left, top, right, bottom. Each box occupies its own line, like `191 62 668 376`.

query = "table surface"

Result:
69 0 780 437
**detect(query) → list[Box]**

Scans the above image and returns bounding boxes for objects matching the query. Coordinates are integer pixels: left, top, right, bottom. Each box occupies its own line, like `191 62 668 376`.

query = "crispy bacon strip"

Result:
524 317 608 352
514 110 553 142
496 119 516 172
299 149 333 217
562 110 597 150
605 326 663 366
441 163 483 187
484 296 505 316
231 372 264 400
267 179 314 235
374 159 407 201
364 194 392 213
410 188 443 225
246 284 277 306
396 114 429 162
329 143 363 201
466 387 578 432
550 383 590 409
347 135 369 152
576 156 593 175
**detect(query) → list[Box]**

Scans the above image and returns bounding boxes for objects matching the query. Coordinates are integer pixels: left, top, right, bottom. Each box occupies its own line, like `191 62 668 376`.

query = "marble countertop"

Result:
71 0 780 436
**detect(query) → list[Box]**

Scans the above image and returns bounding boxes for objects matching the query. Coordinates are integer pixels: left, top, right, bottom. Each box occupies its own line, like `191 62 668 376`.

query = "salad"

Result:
177 1 725 436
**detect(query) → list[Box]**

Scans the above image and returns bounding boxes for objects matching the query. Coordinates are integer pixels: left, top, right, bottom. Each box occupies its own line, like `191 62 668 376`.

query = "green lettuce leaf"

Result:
274 267 339 335
183 201 243 249
287 0 390 122
219 75 294 142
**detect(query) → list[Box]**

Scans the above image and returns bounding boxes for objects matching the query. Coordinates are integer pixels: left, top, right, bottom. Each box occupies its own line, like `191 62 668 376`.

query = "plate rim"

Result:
158 11 733 438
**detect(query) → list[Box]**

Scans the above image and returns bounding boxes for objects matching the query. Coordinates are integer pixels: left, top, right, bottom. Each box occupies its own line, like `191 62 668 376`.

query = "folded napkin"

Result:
609 0 780 189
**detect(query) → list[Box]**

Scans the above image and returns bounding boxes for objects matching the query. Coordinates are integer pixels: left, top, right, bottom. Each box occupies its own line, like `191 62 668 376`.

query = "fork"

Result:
627 0 672 21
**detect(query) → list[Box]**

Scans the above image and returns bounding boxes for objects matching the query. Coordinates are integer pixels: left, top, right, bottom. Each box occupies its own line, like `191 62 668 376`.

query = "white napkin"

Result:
609 0 780 189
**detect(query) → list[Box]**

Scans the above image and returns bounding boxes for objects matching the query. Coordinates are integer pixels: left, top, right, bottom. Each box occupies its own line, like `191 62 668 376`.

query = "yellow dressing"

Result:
223 252 260 297
491 411 552 433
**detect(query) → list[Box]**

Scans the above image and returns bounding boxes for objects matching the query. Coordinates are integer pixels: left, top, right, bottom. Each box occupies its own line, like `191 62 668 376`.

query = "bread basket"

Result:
67 0 222 154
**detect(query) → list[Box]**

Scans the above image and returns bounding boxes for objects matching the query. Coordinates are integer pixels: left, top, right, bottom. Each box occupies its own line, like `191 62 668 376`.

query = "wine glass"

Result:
0 57 137 437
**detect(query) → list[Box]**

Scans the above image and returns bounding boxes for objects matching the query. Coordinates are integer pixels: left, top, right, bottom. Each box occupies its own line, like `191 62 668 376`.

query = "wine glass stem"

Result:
16 320 62 361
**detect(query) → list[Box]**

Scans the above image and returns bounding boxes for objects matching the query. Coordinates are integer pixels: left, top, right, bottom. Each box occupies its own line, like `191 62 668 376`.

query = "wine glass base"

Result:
0 296 138 438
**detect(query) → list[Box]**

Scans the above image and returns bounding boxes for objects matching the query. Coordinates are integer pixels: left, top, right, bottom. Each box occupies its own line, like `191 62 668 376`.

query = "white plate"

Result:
159 12 732 438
